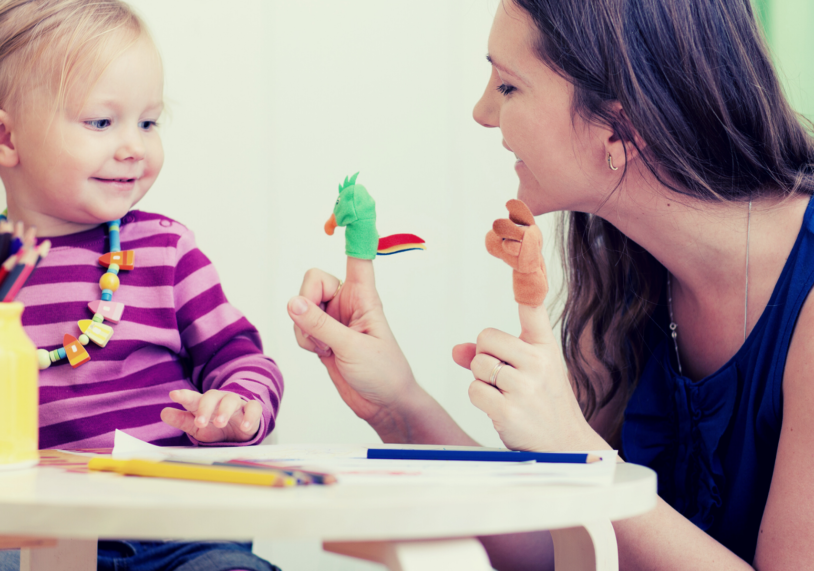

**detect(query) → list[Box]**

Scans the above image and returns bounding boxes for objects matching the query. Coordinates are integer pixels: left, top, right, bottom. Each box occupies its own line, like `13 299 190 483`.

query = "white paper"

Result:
110 430 370 462
112 429 170 460
110 430 617 486
266 453 617 486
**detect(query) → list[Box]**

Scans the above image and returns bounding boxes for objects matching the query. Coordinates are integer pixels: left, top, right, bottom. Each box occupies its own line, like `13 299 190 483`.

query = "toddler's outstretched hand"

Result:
160 389 262 443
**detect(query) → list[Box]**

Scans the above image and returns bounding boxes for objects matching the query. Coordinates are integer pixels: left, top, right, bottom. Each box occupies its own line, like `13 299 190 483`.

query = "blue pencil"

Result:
366 448 602 464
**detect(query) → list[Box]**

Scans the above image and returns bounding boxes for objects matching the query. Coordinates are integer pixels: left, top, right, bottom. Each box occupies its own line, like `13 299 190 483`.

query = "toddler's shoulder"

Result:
122 210 191 234
120 211 211 275
119 210 198 249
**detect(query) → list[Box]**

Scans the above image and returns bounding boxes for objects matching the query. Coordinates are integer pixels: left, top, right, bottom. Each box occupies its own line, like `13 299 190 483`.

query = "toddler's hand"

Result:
160 389 262 443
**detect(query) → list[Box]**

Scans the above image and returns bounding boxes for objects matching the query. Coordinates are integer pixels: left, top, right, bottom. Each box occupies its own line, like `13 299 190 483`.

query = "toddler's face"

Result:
11 35 164 236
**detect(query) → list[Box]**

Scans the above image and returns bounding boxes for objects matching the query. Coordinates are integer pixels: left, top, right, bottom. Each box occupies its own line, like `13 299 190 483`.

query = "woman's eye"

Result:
85 119 111 130
139 120 158 130
496 83 516 96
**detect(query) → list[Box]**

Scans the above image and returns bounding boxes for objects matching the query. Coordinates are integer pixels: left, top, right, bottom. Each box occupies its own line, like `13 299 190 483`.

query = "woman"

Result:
288 0 814 569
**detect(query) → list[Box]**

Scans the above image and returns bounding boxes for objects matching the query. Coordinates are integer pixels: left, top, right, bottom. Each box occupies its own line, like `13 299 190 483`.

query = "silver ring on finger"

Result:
489 360 506 387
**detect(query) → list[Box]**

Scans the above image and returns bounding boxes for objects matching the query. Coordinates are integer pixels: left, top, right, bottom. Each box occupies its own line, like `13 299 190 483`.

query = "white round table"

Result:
0 456 656 571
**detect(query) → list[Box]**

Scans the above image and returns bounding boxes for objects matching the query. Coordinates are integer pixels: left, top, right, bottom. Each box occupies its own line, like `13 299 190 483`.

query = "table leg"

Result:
323 537 493 571
550 519 618 571
20 539 96 571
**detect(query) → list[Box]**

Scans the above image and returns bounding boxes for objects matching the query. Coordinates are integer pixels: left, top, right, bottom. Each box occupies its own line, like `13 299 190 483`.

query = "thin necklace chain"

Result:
668 200 751 377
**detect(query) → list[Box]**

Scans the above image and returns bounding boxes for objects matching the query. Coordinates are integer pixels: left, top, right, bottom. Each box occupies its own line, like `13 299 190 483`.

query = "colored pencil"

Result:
87 458 298 487
366 448 603 464
0 220 11 264
0 251 19 285
0 241 50 302
0 227 39 283
218 460 337 485
0 246 36 302
8 221 22 256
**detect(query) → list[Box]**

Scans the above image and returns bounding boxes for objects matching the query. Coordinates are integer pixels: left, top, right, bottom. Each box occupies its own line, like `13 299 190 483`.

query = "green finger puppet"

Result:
324 172 379 259
325 172 426 259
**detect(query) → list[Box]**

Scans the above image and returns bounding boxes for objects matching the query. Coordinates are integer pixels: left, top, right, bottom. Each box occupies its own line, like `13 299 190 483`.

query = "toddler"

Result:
0 1 282 570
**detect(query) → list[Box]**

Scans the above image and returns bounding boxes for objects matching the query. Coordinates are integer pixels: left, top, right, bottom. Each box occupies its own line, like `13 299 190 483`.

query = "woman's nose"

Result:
473 69 500 128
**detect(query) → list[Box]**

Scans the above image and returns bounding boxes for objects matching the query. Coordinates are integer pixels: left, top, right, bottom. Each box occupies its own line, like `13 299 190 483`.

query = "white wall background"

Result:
3 1 568 569
124 0 567 456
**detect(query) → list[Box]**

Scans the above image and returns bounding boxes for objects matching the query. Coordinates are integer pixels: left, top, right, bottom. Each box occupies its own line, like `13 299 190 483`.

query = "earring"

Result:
607 153 619 171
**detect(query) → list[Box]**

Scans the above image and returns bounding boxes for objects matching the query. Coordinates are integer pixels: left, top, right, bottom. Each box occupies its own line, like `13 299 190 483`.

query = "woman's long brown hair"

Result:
512 0 814 421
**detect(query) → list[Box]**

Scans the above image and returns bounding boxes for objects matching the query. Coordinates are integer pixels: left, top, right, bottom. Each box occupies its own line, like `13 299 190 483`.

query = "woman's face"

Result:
473 1 612 215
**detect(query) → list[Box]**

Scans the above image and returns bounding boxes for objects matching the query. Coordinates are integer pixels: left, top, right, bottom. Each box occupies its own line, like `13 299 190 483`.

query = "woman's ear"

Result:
0 110 19 168
604 102 645 172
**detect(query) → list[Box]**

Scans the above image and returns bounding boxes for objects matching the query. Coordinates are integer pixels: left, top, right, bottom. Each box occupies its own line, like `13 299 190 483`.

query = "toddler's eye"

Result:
496 83 516 96
85 119 111 130
139 120 158 130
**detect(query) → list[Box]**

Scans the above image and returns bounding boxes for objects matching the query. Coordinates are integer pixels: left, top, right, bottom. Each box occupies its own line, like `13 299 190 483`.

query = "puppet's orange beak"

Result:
324 213 337 236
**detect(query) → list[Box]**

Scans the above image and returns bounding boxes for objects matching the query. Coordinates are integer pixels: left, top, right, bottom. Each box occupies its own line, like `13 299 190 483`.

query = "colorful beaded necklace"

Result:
37 219 135 369
0 212 134 370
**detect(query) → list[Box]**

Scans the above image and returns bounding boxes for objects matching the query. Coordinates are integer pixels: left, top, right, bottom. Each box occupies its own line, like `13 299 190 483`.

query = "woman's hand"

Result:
288 257 418 430
453 302 610 452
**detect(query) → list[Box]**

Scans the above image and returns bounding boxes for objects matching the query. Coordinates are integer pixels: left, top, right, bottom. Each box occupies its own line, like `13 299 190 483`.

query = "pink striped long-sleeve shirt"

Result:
17 210 283 449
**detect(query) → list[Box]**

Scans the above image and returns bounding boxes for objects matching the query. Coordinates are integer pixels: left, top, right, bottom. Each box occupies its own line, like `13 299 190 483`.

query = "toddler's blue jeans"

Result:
0 540 280 571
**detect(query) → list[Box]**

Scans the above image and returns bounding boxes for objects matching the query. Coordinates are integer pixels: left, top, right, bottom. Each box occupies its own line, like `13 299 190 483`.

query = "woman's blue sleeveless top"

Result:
622 196 814 563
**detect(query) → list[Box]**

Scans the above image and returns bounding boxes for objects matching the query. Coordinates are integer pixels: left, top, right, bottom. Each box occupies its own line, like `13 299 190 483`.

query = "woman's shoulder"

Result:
782 286 814 404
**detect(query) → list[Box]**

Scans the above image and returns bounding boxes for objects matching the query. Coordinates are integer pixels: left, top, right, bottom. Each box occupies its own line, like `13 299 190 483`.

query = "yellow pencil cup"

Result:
0 302 39 470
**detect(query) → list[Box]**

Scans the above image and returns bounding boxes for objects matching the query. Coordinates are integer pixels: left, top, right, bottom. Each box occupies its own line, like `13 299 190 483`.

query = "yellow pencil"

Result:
88 458 297 487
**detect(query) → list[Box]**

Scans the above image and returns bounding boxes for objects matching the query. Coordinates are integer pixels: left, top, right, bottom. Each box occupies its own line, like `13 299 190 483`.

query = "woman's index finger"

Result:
518 302 557 346
346 256 375 287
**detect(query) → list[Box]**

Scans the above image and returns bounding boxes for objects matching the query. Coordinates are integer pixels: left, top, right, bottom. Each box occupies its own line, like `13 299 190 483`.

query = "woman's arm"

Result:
752 291 814 569
613 497 750 569
365 375 480 447
288 257 477 446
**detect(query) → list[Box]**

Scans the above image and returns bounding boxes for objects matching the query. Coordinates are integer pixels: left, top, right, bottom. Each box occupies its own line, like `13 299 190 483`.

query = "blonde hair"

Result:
0 0 148 115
